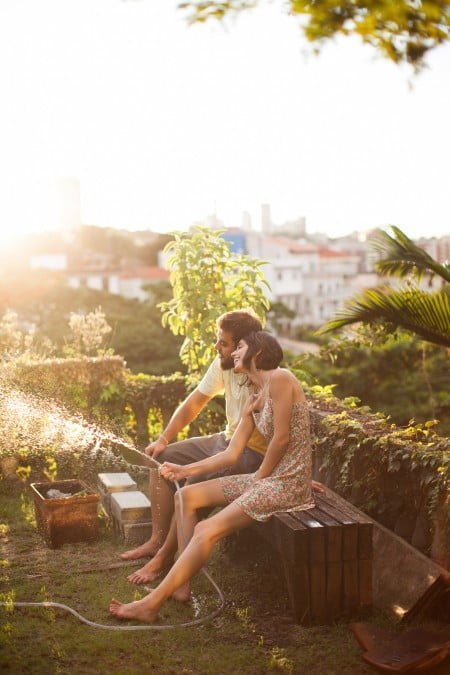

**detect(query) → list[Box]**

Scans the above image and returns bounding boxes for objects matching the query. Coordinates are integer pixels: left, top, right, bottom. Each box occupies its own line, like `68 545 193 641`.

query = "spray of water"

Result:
0 381 225 630
0 383 137 474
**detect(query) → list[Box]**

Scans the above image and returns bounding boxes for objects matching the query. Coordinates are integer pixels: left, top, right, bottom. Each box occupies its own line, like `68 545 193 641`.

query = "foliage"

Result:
320 227 450 347
159 227 270 377
267 300 296 334
0 310 54 361
307 387 450 555
179 0 450 67
1 352 448 557
66 307 113 357
322 284 450 347
296 326 450 435
0 282 183 376
372 226 450 283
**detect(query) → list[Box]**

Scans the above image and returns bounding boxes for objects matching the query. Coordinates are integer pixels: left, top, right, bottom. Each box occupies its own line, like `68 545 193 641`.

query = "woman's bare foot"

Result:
119 539 160 561
127 552 174 584
109 597 159 623
171 582 191 603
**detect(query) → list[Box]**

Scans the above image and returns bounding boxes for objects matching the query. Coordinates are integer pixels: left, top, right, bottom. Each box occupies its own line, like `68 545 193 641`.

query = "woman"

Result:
110 331 315 623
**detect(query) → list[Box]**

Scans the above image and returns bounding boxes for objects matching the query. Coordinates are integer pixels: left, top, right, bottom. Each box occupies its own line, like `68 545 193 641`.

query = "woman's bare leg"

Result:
110 490 252 622
120 468 175 560
171 480 223 601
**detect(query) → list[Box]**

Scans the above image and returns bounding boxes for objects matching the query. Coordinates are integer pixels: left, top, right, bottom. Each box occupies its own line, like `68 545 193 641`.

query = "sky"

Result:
0 0 449 242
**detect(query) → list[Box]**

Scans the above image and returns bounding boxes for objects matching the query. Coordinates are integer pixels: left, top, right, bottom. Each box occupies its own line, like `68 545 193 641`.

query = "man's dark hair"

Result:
241 331 283 371
216 310 262 345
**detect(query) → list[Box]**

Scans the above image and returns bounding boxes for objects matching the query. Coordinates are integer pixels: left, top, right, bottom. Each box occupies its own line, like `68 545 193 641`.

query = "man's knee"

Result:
175 484 197 512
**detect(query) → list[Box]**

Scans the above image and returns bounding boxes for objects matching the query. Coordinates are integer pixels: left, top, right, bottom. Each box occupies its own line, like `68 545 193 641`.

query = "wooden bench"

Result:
250 490 373 624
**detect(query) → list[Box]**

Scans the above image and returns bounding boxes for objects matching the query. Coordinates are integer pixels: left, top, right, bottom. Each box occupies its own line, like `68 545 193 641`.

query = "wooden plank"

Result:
309 505 344 621
318 494 373 559
343 559 360 614
315 498 358 561
326 561 344 621
317 494 373 614
309 506 342 562
359 558 373 611
295 511 327 622
314 499 359 614
273 513 311 624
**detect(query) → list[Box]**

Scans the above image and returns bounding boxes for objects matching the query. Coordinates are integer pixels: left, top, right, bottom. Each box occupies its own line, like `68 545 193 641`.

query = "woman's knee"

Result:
192 519 220 547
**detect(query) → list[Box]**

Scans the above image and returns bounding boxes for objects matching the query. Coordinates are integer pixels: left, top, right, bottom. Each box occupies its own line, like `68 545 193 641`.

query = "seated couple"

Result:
110 320 318 623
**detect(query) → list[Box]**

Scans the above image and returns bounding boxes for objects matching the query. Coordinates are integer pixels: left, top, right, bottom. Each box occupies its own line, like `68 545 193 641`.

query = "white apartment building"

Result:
67 266 169 301
246 233 362 327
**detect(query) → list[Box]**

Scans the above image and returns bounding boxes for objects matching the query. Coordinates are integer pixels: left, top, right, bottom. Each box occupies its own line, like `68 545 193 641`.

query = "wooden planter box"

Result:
30 479 99 548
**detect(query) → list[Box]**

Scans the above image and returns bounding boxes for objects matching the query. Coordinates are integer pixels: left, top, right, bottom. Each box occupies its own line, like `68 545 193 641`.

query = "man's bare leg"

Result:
171 482 206 602
127 515 178 584
110 489 252 623
120 469 175 560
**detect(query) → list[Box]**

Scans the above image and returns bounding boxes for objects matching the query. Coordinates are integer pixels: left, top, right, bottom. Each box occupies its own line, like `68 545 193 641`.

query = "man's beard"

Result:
220 355 235 370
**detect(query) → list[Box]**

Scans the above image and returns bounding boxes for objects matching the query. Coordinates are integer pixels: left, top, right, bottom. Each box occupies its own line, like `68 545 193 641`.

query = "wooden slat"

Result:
315 498 358 561
314 498 359 614
273 513 311 623
309 506 342 562
309 505 344 621
295 511 327 622
250 491 374 624
317 493 373 613
318 494 373 559
359 558 373 611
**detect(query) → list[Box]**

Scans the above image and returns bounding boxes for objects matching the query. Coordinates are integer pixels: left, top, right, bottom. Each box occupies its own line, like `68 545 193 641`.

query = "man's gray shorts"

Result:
156 432 262 491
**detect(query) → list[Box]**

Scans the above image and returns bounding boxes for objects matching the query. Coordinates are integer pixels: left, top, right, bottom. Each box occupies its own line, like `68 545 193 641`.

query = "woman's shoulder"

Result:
269 368 305 398
270 368 297 384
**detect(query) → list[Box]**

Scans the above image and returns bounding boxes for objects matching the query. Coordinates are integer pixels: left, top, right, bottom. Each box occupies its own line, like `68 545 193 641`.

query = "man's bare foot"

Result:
171 582 191 603
127 552 174 584
109 597 159 623
119 540 160 561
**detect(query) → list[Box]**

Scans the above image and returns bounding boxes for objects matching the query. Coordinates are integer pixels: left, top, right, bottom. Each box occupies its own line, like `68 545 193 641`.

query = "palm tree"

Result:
319 227 450 348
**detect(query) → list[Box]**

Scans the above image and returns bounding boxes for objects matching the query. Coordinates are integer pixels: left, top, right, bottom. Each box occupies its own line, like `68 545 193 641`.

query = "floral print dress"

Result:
220 397 315 522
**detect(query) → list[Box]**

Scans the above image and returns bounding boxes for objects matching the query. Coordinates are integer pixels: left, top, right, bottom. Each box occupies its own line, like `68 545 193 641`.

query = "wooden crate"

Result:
252 490 373 624
31 479 99 549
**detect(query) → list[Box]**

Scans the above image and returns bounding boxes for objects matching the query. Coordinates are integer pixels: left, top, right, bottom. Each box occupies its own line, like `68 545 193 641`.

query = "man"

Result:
121 309 266 584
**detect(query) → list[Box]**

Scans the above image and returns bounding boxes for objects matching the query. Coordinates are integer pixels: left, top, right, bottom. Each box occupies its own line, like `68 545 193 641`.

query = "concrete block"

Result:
110 490 151 525
97 473 137 515
122 521 152 546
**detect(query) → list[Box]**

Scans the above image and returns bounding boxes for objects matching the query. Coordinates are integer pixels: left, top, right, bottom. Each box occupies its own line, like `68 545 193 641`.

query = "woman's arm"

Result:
254 372 294 480
160 409 256 482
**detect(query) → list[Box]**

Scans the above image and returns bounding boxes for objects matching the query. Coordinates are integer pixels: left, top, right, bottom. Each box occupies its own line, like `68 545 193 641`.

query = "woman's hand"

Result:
312 480 325 494
159 462 188 482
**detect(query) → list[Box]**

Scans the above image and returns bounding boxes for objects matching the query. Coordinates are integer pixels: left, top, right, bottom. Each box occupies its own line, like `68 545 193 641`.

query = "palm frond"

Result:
372 226 450 283
319 284 450 348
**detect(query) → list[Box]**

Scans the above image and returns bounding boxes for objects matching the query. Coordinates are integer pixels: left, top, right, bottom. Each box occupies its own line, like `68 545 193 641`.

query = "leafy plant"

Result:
66 307 113 357
179 0 450 67
320 227 450 348
159 227 270 377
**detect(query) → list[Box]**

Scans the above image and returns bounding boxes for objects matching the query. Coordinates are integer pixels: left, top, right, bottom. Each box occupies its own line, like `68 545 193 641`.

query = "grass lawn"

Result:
0 480 448 675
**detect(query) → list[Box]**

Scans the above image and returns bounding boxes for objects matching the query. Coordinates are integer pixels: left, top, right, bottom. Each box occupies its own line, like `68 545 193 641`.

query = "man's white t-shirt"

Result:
197 356 266 455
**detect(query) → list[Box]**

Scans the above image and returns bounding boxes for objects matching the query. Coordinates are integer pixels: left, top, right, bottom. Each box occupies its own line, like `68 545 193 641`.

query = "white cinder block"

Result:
98 473 137 492
110 491 151 524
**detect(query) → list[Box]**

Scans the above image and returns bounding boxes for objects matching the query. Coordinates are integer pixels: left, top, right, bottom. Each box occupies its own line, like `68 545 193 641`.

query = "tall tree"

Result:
180 1 450 67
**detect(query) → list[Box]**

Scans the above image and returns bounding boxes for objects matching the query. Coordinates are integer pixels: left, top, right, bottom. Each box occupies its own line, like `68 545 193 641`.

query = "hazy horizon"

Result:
1 0 449 242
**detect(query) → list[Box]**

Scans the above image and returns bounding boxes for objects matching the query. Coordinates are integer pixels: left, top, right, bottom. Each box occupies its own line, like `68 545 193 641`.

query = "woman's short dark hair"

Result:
216 310 262 345
241 331 283 371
